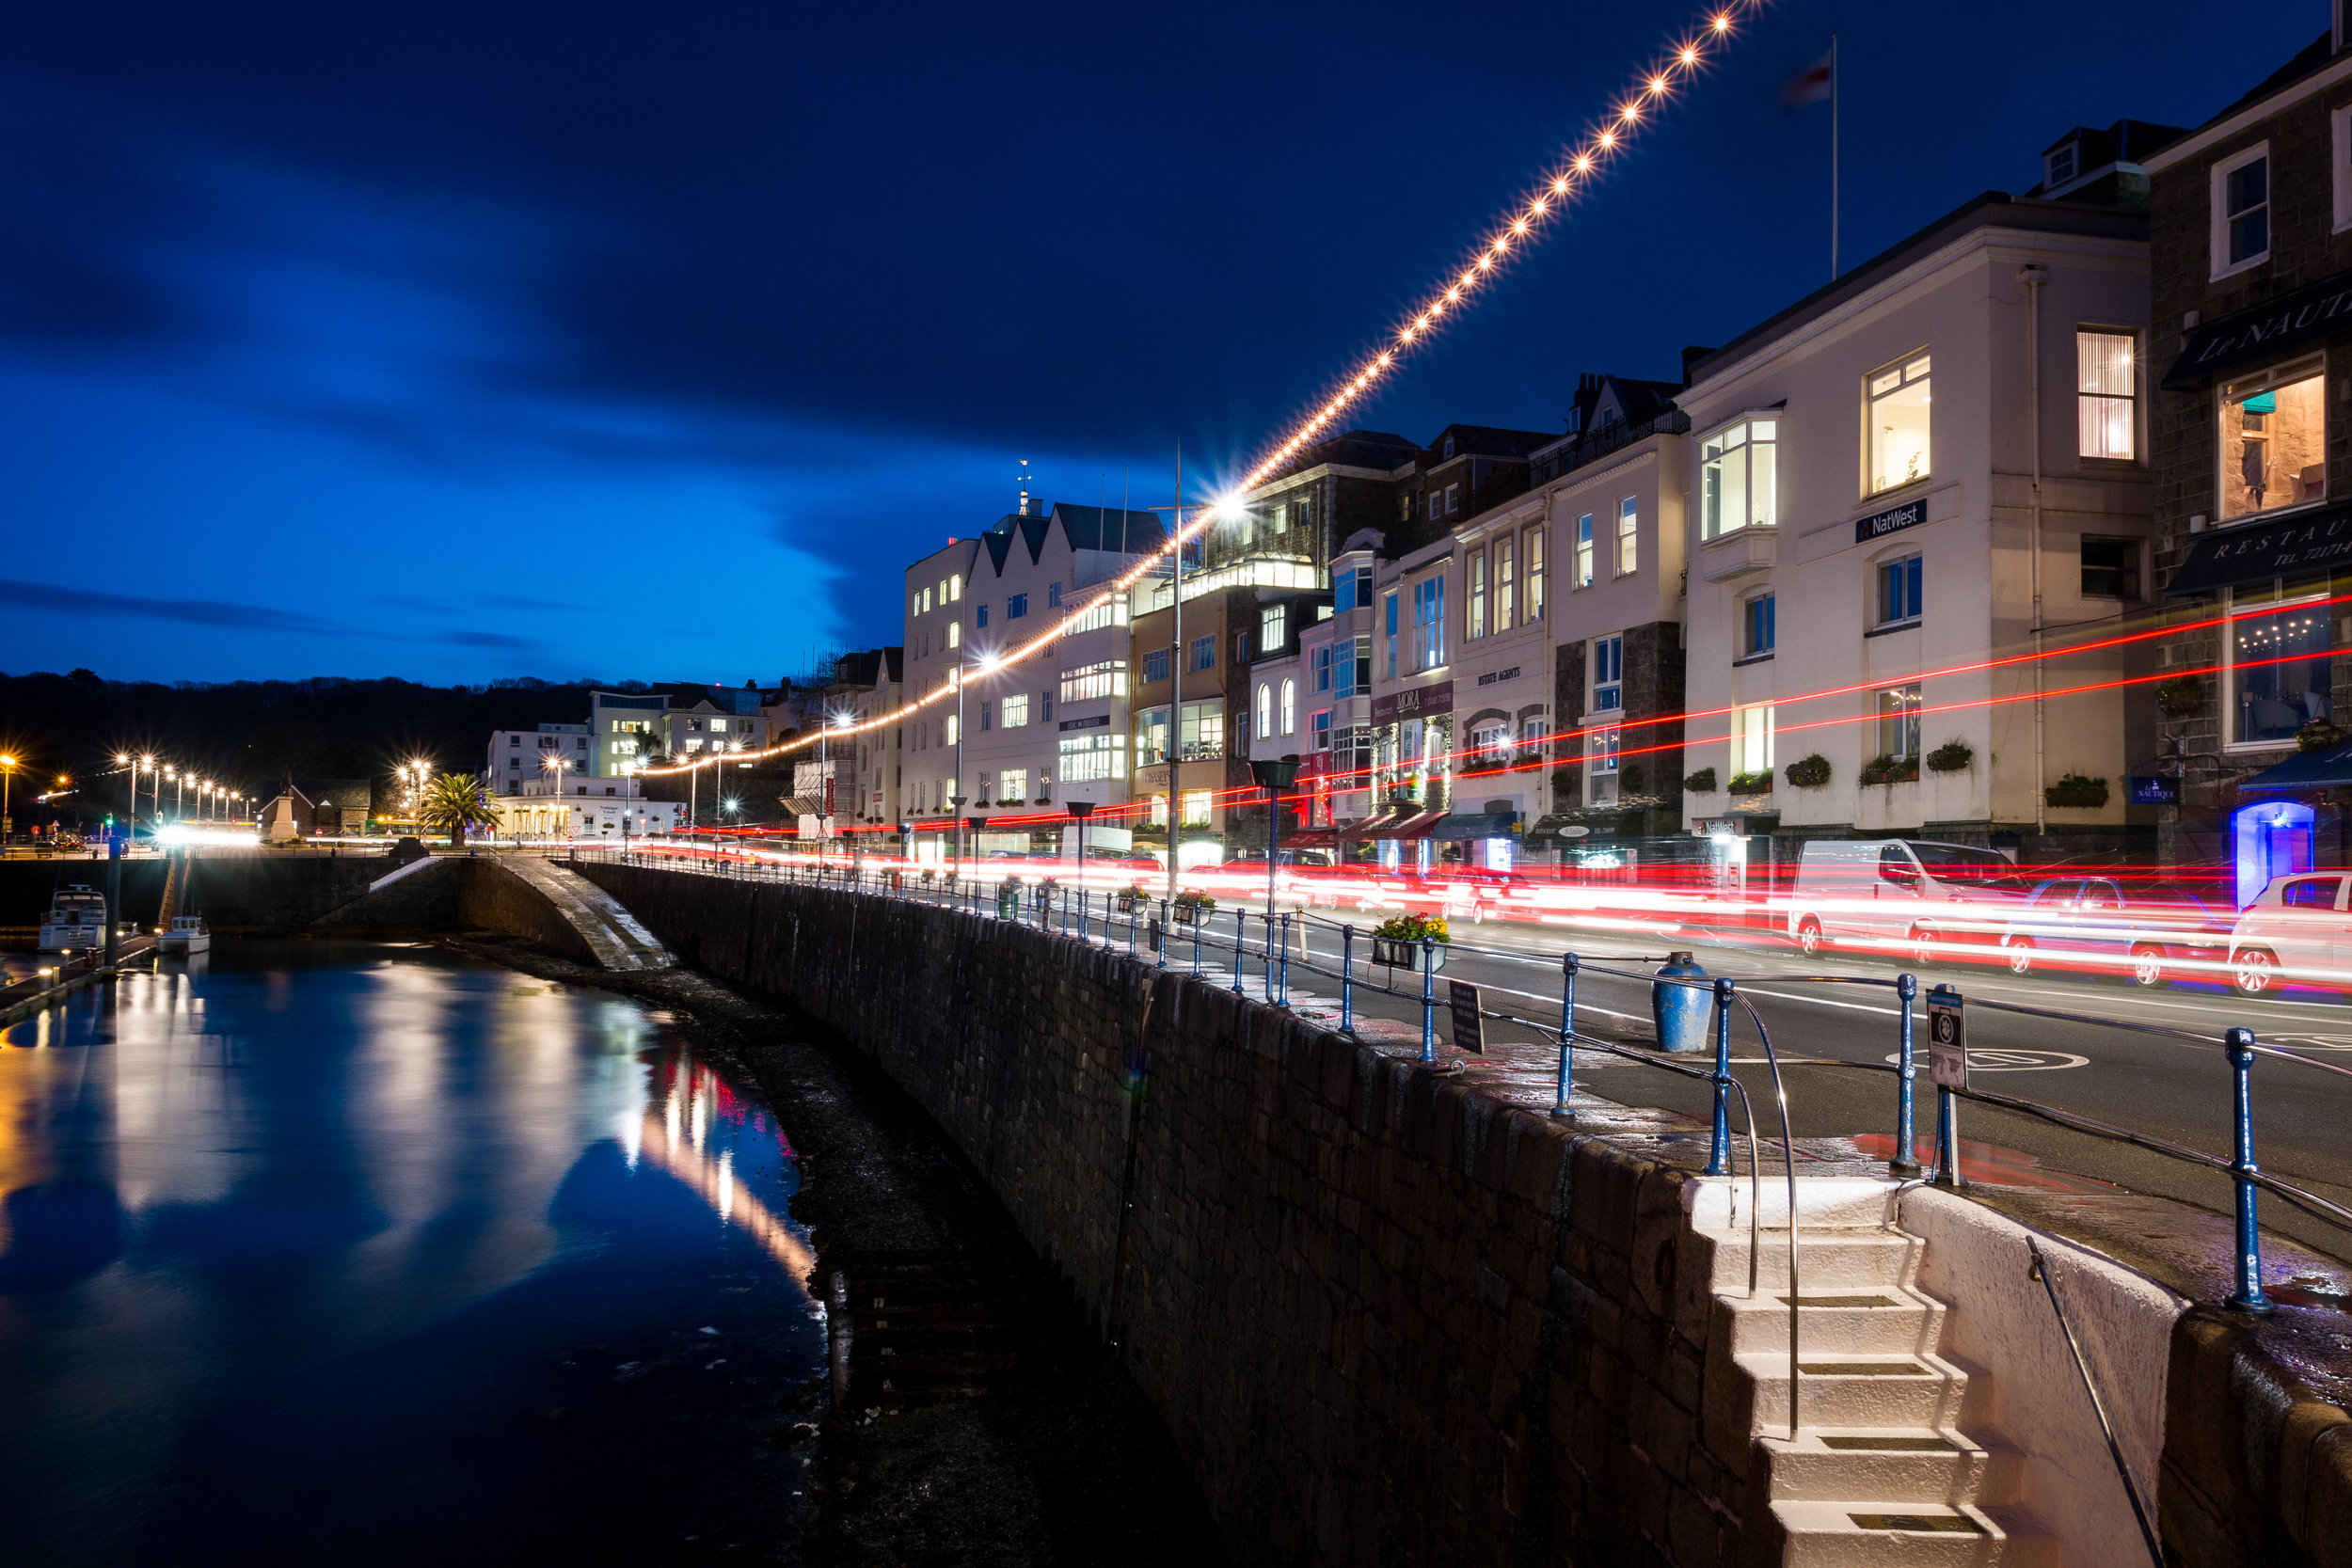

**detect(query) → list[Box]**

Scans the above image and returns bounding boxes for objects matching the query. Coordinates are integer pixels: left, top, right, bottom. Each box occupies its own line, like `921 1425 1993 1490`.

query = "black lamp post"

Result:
1248 754 1302 934
1066 800 1095 895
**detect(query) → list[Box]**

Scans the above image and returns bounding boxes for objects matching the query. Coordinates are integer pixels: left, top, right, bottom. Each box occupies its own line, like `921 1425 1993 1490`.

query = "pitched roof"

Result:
979 503 1168 574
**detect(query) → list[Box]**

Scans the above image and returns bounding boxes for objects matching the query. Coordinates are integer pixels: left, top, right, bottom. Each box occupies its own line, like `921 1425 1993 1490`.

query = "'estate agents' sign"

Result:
1853 498 1929 544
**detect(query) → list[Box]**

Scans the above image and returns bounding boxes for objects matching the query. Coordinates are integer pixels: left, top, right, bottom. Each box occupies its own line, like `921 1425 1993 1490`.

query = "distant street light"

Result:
0 752 16 845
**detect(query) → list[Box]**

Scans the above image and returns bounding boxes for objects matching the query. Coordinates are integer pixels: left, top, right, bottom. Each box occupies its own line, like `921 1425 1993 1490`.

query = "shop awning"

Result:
1279 826 1338 849
1428 811 1518 841
1338 809 1403 838
2162 264 2352 390
2164 503 2352 596
2238 743 2352 792
782 796 822 816
1369 809 1449 841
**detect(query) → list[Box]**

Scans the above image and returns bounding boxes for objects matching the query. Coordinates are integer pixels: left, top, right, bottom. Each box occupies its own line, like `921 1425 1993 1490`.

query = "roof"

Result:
2207 30 2334 127
979 503 1168 575
2238 742 2352 792
1687 192 2149 387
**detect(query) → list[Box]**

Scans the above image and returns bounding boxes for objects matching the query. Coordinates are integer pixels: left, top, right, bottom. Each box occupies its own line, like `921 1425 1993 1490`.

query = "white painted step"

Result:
1739 1349 1988 1431
1686 1175 1902 1231
1721 1285 1947 1356
1760 1429 2023 1505
1772 1499 2058 1567
1695 1228 1924 1291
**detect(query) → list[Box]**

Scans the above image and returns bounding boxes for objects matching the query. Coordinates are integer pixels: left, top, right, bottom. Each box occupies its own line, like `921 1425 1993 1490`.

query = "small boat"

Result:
38 885 107 952
158 915 212 956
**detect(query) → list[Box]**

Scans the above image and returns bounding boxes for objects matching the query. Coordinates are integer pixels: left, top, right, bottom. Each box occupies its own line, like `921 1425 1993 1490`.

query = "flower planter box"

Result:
1116 891 1145 914
2045 786 2108 809
1372 937 1447 972
1171 902 1212 927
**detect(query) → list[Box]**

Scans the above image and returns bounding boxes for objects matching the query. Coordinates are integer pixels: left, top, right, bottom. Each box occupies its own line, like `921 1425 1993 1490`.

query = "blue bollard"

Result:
2224 1027 2273 1313
1232 911 1247 994
1554 952 1580 1118
1705 977 1735 1176
1420 934 1438 1064
1340 925 1355 1032
1653 952 1713 1053
1279 914 1292 1005
1190 909 1201 976
1893 974 1921 1177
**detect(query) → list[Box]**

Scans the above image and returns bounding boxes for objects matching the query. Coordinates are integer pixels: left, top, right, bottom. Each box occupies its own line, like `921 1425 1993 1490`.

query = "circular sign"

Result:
1560 826 1591 839
1884 1049 2088 1072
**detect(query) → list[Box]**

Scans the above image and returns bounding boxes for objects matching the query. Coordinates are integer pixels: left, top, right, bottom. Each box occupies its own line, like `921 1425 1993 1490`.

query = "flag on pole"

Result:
1782 50 1832 105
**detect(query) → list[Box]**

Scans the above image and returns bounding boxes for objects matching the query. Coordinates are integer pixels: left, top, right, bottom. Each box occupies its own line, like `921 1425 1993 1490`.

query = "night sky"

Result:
0 1 2323 685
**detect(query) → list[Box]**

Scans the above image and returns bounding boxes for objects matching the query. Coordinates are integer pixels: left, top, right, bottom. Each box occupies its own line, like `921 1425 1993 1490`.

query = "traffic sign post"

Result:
1447 979 1486 1058
1927 986 1965 1186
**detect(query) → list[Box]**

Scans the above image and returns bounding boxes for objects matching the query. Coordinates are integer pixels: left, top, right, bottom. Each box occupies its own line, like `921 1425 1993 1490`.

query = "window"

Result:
1002 693 1030 728
2221 362 2326 521
2045 140 2077 189
1496 537 1516 631
1426 492 1440 521
1007 593 1026 619
1875 685 1922 762
936 578 947 603
1444 483 1459 513
1341 636 1369 697
1470 721 1511 765
1575 514 1595 587
2230 580 2332 747
2283 877 2344 911
1179 701 1224 759
1743 593 1776 657
1048 580 1063 608
976 604 989 627
1700 419 1777 537
979 700 993 732
1335 565 1371 612
1180 790 1213 827
1587 727 1620 803
1384 592 1399 680
2080 538 2140 600
1411 576 1446 671
945 714 960 745
1312 710 1331 751
914 588 929 615
1061 597 1127 636
1616 496 1638 576
1190 636 1216 672
2077 331 2137 460
1591 634 1623 712
1877 553 1923 626
2212 144 2270 277
1526 528 1546 620
998 769 1026 802
1280 678 1296 735
1136 706 1170 766
1261 606 1287 652
1867 354 1931 494
1731 704 1774 776
1059 659 1127 704
1040 689 1053 720
1312 642 1333 692
1468 549 1488 640
949 574 962 601
1233 631 1251 663
1058 731 1125 781
1256 682 1272 737
946 620 961 649
1143 646 1170 684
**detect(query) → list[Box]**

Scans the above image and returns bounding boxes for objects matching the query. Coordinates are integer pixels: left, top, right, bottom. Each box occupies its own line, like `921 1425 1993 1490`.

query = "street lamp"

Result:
0 753 16 846
1066 800 1095 897
1249 755 1303 935
539 754 569 842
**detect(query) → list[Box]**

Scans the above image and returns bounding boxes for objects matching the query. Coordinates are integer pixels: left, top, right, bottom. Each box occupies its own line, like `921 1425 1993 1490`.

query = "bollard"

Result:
1340 925 1355 1032
1077 888 1088 944
1892 974 1921 1177
2224 1027 2273 1313
1652 951 1712 1053
1232 911 1247 994
1191 906 1202 976
1263 914 1276 1002
1420 935 1438 1064
1705 977 1736 1176
1279 914 1292 1006
1554 952 1580 1118
1129 898 1138 956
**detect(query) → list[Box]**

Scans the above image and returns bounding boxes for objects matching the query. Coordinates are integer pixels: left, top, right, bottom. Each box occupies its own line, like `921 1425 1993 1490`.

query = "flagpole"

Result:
1830 33 1839 278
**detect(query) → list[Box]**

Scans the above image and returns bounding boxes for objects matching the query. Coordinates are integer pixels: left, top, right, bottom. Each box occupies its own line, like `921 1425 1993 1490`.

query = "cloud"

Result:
0 578 338 633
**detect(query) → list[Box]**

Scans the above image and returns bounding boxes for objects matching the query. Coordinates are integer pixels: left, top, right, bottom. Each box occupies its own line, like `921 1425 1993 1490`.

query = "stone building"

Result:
2142 22 2352 899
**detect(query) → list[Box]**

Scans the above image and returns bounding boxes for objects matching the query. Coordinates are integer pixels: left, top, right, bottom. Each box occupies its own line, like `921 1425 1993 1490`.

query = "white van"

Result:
1788 839 2033 963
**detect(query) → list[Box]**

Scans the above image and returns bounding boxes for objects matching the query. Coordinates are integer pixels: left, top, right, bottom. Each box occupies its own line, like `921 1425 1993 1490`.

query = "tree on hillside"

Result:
420 772 498 847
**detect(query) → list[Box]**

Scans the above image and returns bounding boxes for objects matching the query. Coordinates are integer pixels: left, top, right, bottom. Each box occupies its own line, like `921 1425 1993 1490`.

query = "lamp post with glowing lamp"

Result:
539 754 570 842
0 752 16 845
1250 755 1303 933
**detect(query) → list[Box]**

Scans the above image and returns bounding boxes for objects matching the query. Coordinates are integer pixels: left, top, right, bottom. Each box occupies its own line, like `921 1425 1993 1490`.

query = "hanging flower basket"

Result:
2045 774 2109 809
1784 754 1832 789
1683 768 1719 794
1726 770 1773 797
1926 740 1974 773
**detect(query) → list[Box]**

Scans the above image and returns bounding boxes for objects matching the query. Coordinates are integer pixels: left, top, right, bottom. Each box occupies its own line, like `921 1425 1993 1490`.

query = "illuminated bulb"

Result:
1598 130 1616 147
1576 154 1594 170
1552 176 1569 193
1620 104 1640 124
1444 288 1459 302
1375 353 1391 366
1478 256 1493 271
1511 218 1528 234
1712 13 1730 30
1647 75 1667 93
1679 46 1697 64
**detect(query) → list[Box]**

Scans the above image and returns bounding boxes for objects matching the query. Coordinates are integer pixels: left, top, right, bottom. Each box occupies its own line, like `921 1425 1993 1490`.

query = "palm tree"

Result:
421 772 498 847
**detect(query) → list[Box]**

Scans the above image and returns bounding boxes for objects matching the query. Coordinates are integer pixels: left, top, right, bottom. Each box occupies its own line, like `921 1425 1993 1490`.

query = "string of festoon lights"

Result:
642 0 1771 782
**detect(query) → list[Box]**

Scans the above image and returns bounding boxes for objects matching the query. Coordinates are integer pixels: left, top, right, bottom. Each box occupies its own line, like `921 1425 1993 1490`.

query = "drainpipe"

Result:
2022 265 2051 840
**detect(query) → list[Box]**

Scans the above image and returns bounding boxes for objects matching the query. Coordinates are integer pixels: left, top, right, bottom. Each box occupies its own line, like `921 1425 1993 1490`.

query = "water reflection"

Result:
0 942 821 1563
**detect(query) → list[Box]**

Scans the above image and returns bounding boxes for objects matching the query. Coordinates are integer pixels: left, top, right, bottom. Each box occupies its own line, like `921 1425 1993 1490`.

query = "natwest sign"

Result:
1370 679 1454 726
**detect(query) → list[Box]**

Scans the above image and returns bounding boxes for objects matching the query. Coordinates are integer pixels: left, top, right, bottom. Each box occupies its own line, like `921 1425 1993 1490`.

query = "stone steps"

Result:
1770 1499 2058 1566
1760 1430 2020 1504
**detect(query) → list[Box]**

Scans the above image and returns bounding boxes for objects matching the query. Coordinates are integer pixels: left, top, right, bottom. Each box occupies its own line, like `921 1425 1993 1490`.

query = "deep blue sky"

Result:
0 0 2323 685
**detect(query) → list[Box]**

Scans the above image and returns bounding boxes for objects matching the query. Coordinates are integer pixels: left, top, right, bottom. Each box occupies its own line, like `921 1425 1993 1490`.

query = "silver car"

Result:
1997 876 2232 988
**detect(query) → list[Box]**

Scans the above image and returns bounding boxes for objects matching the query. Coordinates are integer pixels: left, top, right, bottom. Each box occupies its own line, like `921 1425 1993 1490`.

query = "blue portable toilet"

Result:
1653 951 1711 1053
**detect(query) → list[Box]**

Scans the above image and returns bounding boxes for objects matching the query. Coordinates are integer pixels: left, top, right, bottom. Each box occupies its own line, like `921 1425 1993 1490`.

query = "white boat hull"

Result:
157 932 212 955
38 923 103 953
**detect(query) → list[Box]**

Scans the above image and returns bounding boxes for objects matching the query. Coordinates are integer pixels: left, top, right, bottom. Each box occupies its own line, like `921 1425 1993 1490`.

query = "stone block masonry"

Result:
573 863 1772 1565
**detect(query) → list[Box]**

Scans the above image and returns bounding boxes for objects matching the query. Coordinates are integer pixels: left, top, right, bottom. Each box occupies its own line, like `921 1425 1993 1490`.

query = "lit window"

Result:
1525 527 1546 620
1743 593 1775 657
1057 731 1126 781
1002 693 1030 728
1575 514 1595 586
1731 704 1774 776
1874 685 1922 762
1700 419 1777 537
945 714 960 745
1615 496 1638 576
1877 554 1924 626
1587 726 1620 803
2077 331 2137 460
1280 677 1296 735
1261 606 1287 652
1178 701 1224 759
1136 706 1170 766
1256 682 1272 736
1181 790 1213 826
2231 581 2333 747
1867 354 1931 494
1496 537 1516 630
949 574 963 601
2220 363 2326 520
998 769 1026 802
1470 721 1511 764
2212 145 2270 276
1468 549 1488 640
1591 634 1623 712
1059 659 1128 704
946 621 961 649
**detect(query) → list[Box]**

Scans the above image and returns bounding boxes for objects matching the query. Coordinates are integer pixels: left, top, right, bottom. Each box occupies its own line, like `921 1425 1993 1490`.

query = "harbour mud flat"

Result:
450 932 1229 1568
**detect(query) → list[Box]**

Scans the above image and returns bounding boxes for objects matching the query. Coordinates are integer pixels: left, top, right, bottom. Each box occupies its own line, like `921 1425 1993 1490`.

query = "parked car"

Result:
2228 872 2352 997
1788 839 2033 962
1995 877 2232 987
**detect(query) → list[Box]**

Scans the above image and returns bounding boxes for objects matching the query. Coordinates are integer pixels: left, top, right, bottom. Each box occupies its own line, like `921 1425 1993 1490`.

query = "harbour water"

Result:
0 941 824 1564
